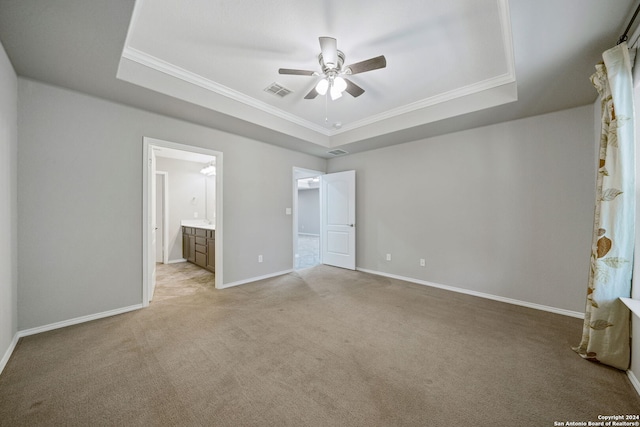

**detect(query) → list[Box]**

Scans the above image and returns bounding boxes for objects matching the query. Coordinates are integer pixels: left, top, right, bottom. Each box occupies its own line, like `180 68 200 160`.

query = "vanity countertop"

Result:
181 220 215 230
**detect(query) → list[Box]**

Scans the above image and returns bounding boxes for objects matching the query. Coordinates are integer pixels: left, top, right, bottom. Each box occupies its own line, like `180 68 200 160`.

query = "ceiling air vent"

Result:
327 149 349 156
264 82 292 98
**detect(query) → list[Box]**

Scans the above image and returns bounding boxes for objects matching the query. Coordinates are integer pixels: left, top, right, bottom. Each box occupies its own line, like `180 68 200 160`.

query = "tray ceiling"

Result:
118 0 517 150
0 0 635 157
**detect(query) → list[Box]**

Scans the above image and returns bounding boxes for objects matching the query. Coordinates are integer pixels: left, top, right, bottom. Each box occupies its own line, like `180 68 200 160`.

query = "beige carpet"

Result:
1 265 639 426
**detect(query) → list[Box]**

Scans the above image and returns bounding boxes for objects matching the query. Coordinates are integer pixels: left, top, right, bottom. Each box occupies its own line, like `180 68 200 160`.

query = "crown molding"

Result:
124 43 516 140
330 73 516 136
498 0 516 80
121 46 332 136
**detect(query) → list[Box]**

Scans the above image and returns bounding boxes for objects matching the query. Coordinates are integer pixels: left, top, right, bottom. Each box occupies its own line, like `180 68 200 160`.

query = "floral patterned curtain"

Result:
574 42 636 370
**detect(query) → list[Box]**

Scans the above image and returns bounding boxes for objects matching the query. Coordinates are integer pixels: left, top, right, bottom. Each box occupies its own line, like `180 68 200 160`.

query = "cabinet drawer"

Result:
183 227 194 235
195 251 207 267
195 228 207 237
195 236 206 245
195 243 207 254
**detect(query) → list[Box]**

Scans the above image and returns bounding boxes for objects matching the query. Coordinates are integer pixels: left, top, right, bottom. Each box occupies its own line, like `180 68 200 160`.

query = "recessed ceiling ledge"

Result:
117 51 332 147
329 80 518 148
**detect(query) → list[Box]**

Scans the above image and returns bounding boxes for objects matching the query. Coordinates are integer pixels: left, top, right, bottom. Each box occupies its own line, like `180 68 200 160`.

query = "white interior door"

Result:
321 170 356 270
149 149 157 301
155 173 164 263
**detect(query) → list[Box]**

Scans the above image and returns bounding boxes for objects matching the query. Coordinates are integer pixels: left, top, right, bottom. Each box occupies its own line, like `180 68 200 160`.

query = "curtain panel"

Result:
574 42 636 370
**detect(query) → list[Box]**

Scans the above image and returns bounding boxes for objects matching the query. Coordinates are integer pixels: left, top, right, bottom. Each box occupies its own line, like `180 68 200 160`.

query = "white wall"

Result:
156 157 213 262
327 105 595 313
0 41 18 371
17 78 325 330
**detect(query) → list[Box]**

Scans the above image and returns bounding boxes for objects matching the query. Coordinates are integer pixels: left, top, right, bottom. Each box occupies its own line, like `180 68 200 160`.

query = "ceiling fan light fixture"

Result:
333 76 347 93
330 85 343 100
315 78 329 95
279 36 387 101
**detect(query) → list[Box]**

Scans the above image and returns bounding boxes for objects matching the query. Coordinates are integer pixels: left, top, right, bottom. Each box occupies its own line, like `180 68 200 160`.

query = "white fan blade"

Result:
319 37 337 68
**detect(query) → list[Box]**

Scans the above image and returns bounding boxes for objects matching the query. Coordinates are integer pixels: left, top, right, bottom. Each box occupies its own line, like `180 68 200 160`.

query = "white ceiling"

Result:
119 0 515 150
0 0 637 157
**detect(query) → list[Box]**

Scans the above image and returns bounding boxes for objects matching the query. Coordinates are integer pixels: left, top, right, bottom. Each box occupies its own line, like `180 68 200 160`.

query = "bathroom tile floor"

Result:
154 234 318 301
295 234 320 270
152 262 215 302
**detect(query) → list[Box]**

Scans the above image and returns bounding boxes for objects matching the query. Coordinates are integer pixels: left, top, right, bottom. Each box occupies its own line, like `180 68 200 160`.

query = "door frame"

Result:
292 167 324 269
143 137 224 306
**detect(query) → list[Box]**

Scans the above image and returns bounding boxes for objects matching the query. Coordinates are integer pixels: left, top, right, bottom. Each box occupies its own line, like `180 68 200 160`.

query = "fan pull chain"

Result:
324 92 328 125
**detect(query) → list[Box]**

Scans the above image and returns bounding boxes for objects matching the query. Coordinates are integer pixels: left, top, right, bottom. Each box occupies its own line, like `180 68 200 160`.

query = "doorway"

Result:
293 168 323 270
143 137 223 306
293 167 357 271
296 176 321 269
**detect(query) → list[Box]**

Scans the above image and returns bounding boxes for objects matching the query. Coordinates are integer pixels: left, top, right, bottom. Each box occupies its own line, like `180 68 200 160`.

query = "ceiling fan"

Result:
279 37 387 100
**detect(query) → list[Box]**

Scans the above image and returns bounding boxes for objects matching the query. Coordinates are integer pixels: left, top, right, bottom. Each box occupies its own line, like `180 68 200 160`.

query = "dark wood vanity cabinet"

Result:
183 233 195 263
182 226 215 273
206 237 215 271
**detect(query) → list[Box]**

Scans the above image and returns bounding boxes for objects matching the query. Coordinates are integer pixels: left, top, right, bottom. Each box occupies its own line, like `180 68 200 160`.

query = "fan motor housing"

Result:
318 50 345 75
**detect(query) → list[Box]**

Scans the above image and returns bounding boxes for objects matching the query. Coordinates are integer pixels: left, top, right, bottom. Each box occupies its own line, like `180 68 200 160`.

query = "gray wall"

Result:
156 157 213 262
17 78 325 330
298 188 320 235
327 105 595 313
9 70 600 334
0 41 17 367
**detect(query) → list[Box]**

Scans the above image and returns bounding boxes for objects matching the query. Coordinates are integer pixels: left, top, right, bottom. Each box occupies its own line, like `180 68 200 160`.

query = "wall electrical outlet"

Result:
386 254 391 261
258 255 263 263
420 259 426 267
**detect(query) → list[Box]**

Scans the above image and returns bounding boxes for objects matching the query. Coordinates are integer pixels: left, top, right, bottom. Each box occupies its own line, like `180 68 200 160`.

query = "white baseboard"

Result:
0 332 19 376
356 268 585 319
17 304 144 338
166 258 187 264
628 369 640 397
220 269 294 289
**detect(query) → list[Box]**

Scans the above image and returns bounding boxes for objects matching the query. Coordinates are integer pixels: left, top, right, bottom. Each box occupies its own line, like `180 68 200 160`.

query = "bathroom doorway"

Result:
143 137 223 306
